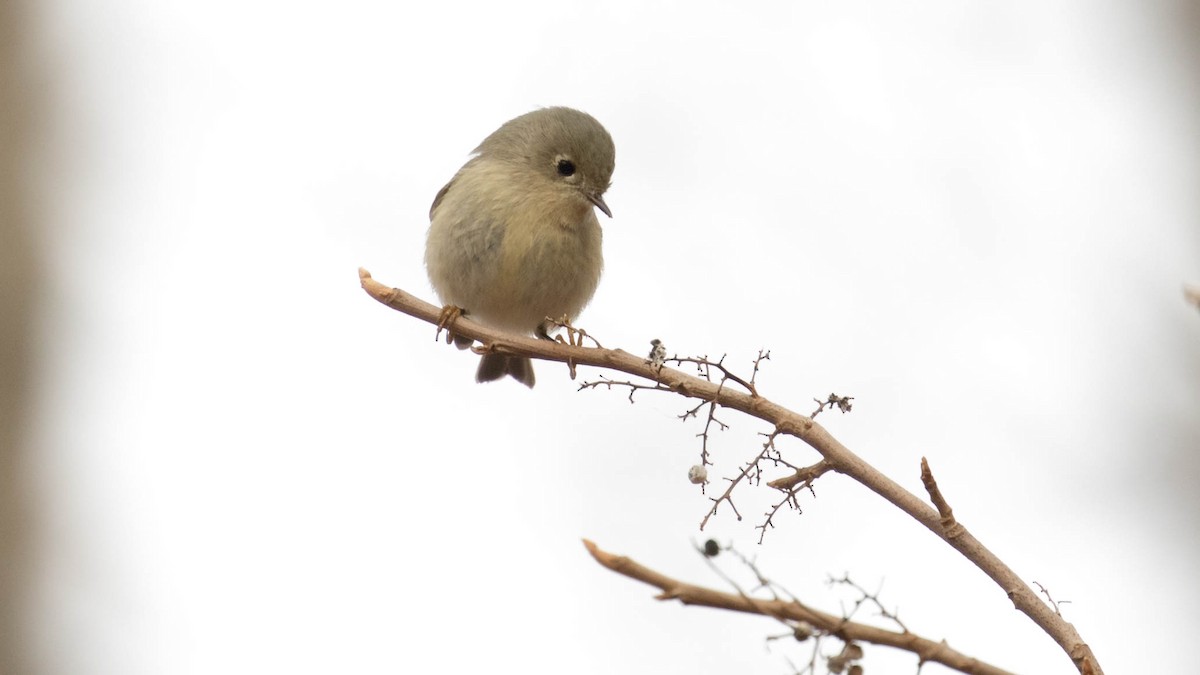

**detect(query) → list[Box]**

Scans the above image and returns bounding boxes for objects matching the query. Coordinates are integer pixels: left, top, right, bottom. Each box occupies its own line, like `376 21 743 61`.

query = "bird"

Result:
425 107 615 387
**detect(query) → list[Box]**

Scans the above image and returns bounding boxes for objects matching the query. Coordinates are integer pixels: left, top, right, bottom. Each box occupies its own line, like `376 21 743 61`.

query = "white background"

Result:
25 1 1200 673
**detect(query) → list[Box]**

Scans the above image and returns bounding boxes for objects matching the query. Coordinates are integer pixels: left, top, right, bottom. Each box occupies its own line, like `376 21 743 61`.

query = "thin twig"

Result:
700 430 783 532
811 393 854 418
577 375 672 403
768 459 834 491
750 349 771 390
670 355 758 396
1033 581 1072 618
920 457 961 537
691 381 728 467
756 487 805 544
829 573 910 634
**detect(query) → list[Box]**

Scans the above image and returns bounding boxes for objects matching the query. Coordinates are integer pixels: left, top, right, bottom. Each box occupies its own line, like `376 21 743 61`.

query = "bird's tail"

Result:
476 354 535 388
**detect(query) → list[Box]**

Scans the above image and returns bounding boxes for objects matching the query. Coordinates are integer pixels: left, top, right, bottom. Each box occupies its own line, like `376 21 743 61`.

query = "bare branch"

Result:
360 271 1104 675
768 459 834 491
700 430 783 532
756 486 806 544
1033 581 1072 618
750 349 771 390
577 375 671 403
811 393 855 418
689 381 728 467
828 573 910 634
919 457 962 536
669 354 759 396
582 539 1016 675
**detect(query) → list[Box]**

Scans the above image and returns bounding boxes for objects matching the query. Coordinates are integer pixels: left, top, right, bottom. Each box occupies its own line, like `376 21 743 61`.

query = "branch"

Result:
582 539 1015 675
920 457 961 536
359 270 1104 675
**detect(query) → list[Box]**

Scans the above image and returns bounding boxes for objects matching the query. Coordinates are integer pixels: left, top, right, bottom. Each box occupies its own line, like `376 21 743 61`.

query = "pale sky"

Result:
25 1 1200 673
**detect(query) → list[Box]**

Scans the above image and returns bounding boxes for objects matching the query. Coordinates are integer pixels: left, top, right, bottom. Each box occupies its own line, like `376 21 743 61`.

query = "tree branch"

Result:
582 539 1015 675
359 269 1103 674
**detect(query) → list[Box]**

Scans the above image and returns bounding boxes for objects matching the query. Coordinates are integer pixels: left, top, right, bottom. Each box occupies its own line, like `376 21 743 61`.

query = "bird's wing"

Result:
429 179 454 220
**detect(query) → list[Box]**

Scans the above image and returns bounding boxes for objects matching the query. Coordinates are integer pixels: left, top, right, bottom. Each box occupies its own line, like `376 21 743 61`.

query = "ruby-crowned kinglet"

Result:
425 107 615 388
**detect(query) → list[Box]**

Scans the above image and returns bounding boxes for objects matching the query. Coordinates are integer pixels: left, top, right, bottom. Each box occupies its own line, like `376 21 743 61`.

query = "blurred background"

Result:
4 1 1199 673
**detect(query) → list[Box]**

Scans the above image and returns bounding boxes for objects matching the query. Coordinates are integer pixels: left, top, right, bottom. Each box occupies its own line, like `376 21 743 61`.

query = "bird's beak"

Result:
587 193 612 218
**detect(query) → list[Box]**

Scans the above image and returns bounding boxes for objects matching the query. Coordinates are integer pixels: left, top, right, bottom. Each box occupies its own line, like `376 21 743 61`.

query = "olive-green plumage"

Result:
425 107 615 387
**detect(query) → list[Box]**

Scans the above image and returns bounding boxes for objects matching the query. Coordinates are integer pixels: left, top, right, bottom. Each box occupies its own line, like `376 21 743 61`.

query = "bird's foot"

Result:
538 315 602 349
435 305 472 348
539 315 602 381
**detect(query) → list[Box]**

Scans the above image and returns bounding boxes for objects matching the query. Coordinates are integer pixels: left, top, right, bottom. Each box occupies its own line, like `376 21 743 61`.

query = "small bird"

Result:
425 107 615 387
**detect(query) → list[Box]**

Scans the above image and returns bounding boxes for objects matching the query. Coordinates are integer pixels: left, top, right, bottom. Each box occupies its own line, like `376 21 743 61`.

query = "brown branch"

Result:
582 539 1016 675
920 457 962 536
701 544 856 673
699 430 783 531
577 375 671 403
829 573 910 634
768 459 834 490
811 393 855 418
756 486 805 544
669 354 758 395
360 271 1104 675
750 349 771 390
683 380 728 467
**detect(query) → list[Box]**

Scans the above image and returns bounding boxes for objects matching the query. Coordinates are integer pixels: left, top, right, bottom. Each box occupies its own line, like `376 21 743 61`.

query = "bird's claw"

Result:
436 305 466 345
539 315 596 348
539 315 597 381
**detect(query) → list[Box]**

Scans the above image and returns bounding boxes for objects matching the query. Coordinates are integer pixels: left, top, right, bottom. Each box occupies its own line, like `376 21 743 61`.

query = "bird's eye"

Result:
556 159 576 177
